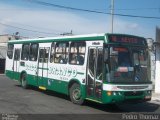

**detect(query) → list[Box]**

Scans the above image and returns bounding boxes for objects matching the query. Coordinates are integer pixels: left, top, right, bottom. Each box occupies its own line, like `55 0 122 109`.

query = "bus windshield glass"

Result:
106 46 151 84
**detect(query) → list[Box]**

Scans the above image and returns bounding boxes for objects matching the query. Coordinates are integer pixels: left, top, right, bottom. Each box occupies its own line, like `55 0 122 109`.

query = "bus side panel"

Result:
5 44 21 81
47 62 86 95
5 44 13 79
27 73 38 86
46 78 68 95
47 64 72 95
23 61 38 86
18 60 38 86
5 48 14 79
5 70 14 79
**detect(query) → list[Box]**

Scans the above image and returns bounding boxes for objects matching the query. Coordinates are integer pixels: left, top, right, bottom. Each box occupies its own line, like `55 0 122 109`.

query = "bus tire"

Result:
21 73 28 89
69 83 84 105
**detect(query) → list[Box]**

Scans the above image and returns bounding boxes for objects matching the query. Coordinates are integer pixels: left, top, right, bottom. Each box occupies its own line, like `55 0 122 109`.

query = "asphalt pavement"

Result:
0 74 160 120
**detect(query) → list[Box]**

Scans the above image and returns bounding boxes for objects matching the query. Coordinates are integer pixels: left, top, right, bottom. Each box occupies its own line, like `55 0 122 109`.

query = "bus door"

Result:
37 47 50 89
13 48 21 79
86 47 103 100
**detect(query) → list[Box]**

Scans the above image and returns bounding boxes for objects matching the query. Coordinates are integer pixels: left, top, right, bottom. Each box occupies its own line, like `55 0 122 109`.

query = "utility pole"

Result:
110 0 114 33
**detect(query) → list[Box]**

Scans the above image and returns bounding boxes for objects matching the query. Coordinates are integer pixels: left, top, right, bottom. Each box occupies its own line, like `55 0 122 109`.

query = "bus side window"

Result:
69 42 86 65
7 44 14 59
50 42 55 63
21 44 29 60
29 43 38 61
54 42 69 64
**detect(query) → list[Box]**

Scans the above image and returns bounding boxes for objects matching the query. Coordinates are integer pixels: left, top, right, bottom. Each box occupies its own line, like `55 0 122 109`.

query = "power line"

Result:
3 21 62 33
110 7 160 11
0 7 159 11
0 22 59 35
23 0 160 19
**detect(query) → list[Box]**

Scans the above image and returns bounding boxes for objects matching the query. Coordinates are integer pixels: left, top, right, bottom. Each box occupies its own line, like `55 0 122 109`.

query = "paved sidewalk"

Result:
152 92 160 102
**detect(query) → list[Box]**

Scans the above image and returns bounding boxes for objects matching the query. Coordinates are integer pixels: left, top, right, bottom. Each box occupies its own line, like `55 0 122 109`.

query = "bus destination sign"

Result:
108 35 147 45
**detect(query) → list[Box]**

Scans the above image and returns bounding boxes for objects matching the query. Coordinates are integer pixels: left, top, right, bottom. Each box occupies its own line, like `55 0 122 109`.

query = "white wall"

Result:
155 46 160 93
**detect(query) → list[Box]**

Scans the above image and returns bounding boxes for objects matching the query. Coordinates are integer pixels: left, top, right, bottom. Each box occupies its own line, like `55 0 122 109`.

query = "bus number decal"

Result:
48 66 77 78
25 64 37 71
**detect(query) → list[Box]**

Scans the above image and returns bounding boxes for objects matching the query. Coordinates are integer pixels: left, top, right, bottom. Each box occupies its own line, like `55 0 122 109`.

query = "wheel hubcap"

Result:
73 88 81 101
22 77 25 86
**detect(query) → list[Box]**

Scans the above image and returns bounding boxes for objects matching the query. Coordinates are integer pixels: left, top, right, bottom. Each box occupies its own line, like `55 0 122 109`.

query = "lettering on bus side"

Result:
48 66 77 78
25 64 37 71
92 42 100 45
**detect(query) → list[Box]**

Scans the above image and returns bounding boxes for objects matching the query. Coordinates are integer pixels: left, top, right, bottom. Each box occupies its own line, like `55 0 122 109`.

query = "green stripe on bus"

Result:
38 67 49 70
77 72 84 75
8 36 104 44
85 98 103 104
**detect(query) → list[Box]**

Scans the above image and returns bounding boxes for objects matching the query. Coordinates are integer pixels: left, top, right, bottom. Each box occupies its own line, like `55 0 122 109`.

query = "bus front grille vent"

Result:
117 86 148 90
124 91 143 96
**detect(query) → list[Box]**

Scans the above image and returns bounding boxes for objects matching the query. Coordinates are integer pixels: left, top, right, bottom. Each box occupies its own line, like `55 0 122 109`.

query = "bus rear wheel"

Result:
21 73 28 89
69 83 84 105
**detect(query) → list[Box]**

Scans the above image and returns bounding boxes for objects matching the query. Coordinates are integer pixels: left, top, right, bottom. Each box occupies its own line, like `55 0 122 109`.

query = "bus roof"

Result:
8 33 105 44
8 33 147 46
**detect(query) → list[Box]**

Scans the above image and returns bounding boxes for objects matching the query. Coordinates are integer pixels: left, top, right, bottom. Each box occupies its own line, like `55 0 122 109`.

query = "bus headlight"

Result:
147 90 151 95
107 91 112 96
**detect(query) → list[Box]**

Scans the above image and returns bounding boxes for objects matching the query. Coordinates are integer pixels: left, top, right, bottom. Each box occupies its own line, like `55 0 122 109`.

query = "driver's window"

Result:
110 47 118 71
133 52 139 65
139 50 147 65
133 49 148 66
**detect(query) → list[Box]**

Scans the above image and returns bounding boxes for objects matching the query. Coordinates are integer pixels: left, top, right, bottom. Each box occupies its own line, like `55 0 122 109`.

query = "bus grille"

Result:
117 86 148 90
124 91 143 96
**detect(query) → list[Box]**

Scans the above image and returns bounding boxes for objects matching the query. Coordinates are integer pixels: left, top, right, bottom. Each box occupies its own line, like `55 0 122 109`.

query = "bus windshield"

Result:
105 45 151 84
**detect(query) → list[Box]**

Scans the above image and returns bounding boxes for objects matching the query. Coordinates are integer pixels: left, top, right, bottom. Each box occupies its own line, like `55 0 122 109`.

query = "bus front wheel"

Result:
21 73 28 89
69 83 84 105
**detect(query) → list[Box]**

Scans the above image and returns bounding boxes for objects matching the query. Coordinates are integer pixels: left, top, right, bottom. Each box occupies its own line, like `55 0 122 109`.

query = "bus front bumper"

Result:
102 90 152 104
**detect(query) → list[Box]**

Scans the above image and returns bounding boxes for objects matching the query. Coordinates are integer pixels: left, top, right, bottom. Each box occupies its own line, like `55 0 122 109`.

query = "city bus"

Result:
5 33 152 105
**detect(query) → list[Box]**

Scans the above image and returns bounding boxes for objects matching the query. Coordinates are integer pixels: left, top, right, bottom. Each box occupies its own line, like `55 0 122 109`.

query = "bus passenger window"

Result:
39 48 49 63
54 42 69 64
7 44 14 59
69 42 86 65
21 44 29 60
29 44 38 61
50 43 55 63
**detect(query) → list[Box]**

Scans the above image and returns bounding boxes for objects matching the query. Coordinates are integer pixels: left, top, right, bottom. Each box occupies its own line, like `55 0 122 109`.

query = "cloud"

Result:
0 3 108 37
113 18 154 38
0 3 154 39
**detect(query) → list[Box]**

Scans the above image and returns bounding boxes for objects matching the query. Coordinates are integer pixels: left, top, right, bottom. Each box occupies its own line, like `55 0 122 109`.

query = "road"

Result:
0 75 159 119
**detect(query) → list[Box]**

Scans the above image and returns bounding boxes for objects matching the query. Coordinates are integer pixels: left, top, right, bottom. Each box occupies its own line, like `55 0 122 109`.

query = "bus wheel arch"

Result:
20 71 28 89
68 80 84 105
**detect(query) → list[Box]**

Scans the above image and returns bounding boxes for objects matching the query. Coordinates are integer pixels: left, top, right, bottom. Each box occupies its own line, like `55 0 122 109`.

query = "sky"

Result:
0 0 160 39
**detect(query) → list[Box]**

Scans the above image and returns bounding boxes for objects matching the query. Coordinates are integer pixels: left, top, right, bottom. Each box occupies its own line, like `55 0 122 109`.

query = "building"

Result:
0 34 28 57
0 34 27 73
1 34 18 57
0 34 16 73
147 38 155 90
154 27 160 93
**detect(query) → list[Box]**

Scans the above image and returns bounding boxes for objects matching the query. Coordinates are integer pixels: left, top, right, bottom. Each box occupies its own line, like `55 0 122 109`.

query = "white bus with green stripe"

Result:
5 33 152 105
